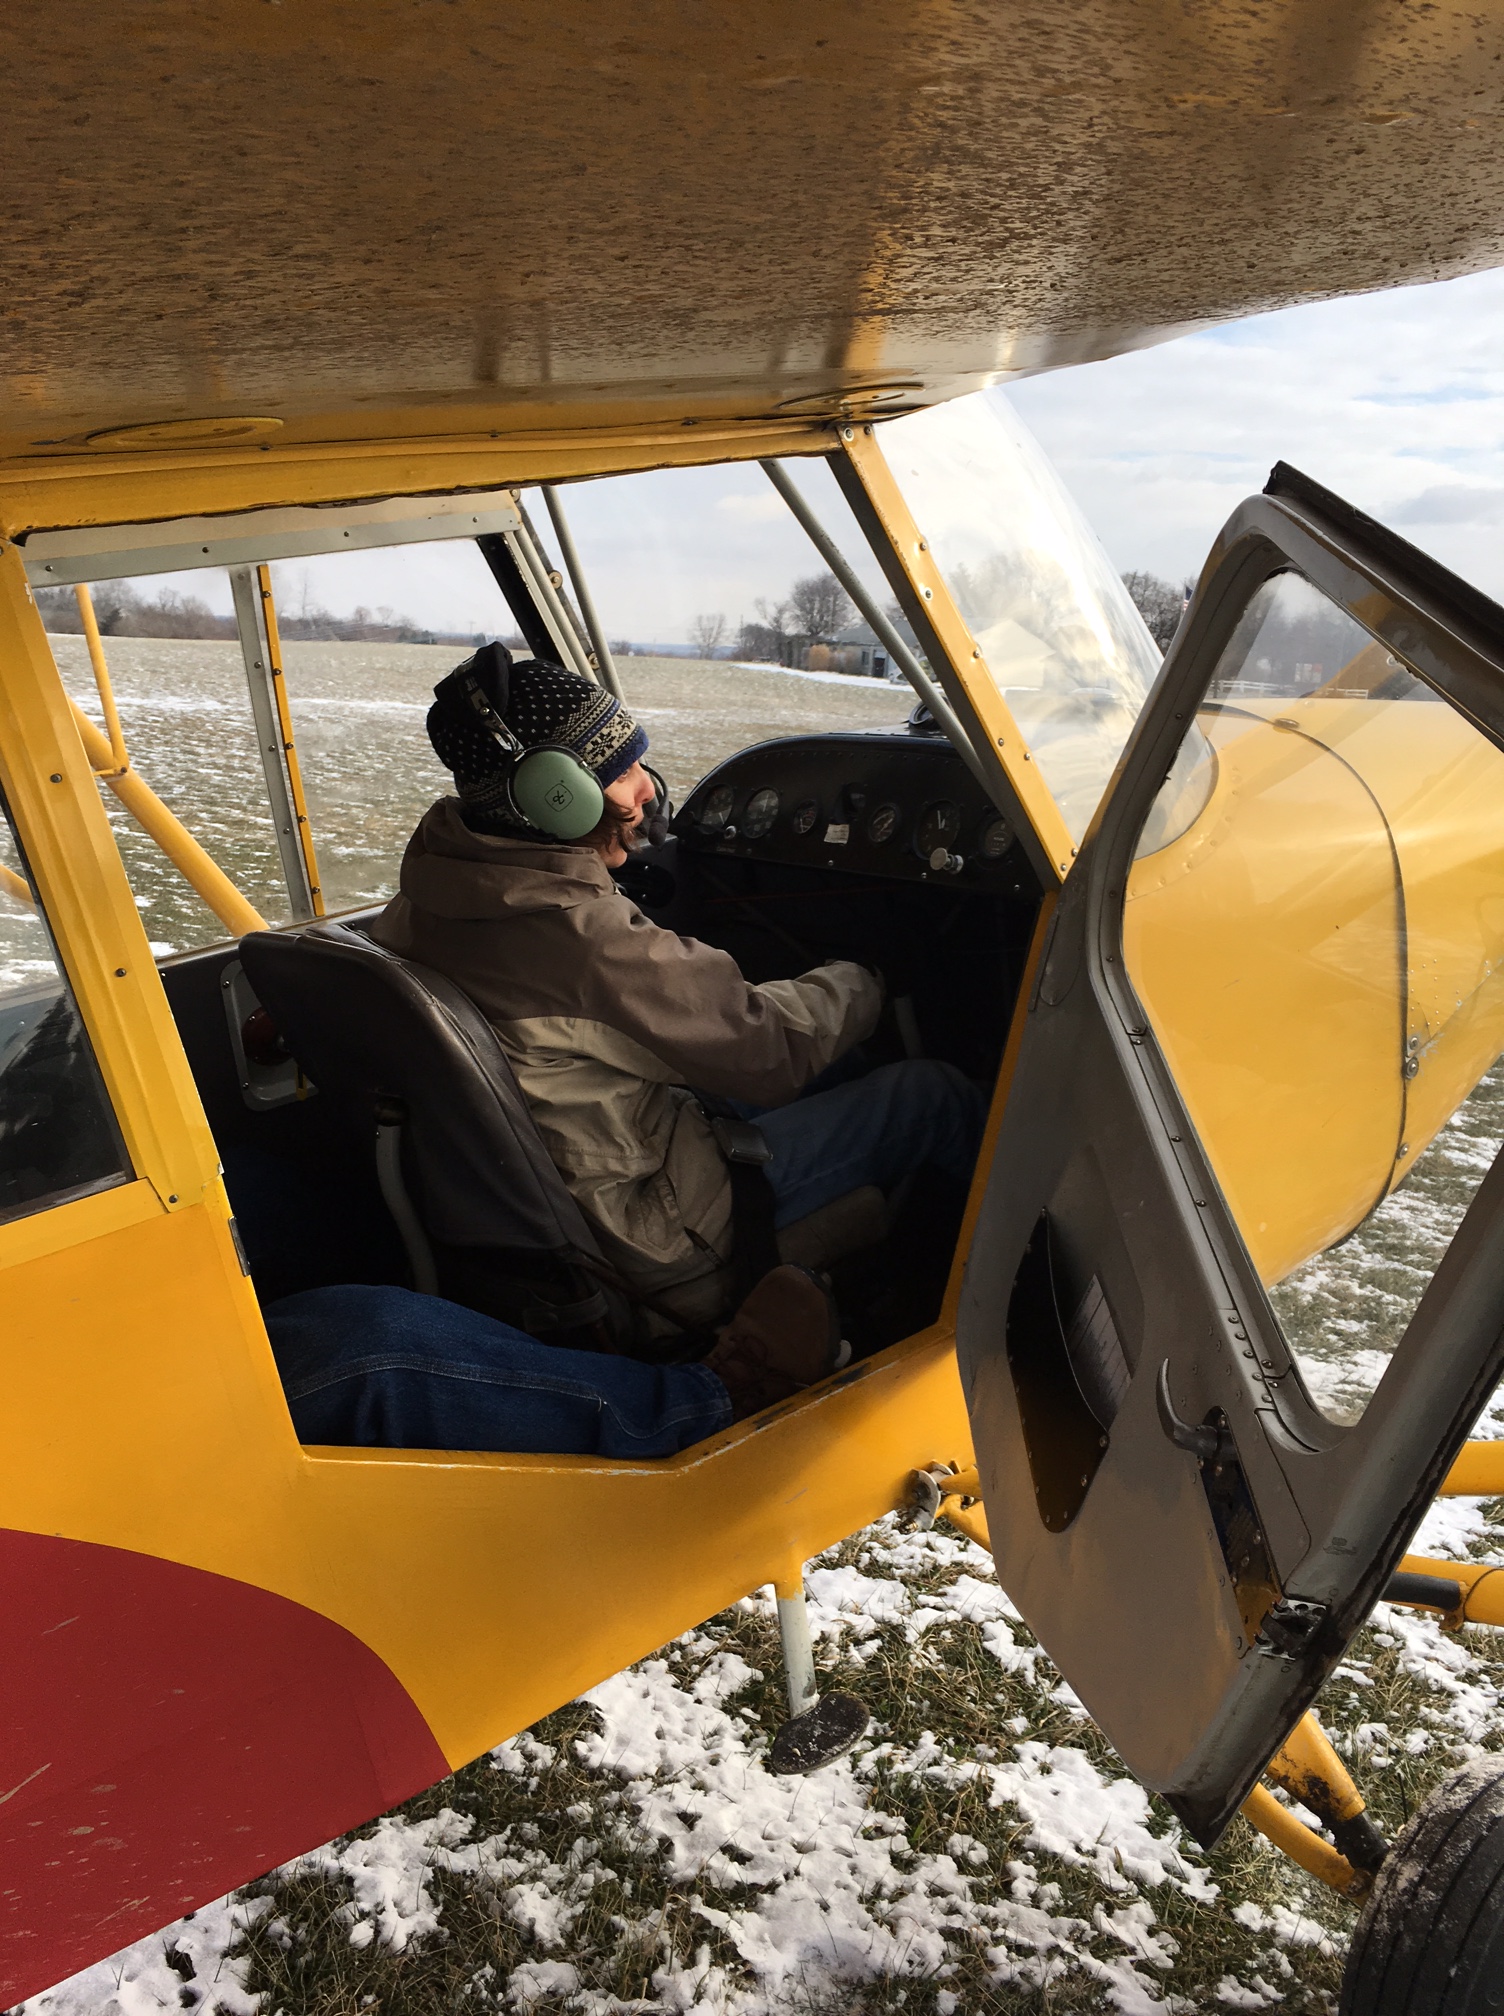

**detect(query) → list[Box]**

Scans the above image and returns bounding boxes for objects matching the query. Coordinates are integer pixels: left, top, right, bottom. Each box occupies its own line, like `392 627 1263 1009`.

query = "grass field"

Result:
29 1467 1504 2016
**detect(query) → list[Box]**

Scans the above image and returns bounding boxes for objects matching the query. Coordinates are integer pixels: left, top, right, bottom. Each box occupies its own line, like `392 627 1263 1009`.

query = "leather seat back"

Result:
238 920 604 1273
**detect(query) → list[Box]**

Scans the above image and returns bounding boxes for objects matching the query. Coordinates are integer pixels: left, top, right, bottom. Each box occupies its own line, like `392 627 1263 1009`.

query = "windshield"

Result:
874 392 1164 842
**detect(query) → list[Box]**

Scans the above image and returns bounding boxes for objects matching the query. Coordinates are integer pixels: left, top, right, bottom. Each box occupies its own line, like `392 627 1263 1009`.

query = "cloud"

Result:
713 490 787 523
1007 265 1504 598
1387 484 1504 525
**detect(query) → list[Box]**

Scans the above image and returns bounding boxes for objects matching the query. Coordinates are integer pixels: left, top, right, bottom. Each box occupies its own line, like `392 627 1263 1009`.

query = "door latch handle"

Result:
1156 1360 1233 1464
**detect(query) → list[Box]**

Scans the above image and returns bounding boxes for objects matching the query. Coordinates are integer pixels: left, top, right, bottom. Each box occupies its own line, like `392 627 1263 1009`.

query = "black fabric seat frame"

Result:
239 922 625 1348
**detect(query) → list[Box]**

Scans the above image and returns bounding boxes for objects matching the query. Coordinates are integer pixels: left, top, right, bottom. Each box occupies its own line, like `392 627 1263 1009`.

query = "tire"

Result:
1341 1756 1504 2015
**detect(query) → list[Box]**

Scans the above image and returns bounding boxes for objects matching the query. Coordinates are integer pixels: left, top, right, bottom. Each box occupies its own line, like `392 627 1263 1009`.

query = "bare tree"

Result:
1122 570 1192 652
689 612 727 659
735 597 800 666
788 571 853 646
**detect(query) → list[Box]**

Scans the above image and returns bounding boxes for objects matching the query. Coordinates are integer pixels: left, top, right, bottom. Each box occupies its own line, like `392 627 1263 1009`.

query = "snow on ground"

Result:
25 1507 1504 2016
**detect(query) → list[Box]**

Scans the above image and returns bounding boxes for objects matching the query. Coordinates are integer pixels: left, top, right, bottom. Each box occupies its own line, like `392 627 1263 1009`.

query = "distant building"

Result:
805 619 915 679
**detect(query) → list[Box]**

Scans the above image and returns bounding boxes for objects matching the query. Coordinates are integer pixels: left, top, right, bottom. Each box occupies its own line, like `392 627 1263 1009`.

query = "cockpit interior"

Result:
3 401 1143 1449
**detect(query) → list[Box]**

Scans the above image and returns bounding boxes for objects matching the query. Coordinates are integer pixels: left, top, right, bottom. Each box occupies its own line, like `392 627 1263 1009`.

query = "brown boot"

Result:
703 1266 849 1421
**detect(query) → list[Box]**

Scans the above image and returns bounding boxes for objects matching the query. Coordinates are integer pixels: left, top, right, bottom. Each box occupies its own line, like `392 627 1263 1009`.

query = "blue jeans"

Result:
753 1058 987 1229
264 1284 731 1457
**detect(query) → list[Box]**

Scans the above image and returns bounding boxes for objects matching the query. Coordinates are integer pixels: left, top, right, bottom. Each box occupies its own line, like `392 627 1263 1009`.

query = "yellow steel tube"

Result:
941 1498 991 1549
1268 1713 1367 1826
1397 1553 1504 1626
1240 1784 1366 1896
1440 1442 1504 1497
73 584 129 777
69 701 266 938
256 564 324 916
0 861 32 907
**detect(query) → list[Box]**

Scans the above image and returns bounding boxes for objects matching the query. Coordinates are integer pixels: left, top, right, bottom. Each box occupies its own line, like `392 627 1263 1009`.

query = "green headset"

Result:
442 651 606 842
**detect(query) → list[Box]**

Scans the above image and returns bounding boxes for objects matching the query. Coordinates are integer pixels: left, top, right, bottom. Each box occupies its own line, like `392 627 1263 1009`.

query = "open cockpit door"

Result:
960 465 1504 1841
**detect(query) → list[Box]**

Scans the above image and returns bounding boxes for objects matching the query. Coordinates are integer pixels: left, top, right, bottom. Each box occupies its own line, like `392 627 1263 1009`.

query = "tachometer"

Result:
979 815 1014 860
866 802 901 846
698 784 735 832
741 787 780 839
790 799 820 837
915 800 961 856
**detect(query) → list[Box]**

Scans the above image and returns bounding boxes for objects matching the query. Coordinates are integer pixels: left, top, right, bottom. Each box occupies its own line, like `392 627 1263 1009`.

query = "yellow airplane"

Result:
5 7 1504 2012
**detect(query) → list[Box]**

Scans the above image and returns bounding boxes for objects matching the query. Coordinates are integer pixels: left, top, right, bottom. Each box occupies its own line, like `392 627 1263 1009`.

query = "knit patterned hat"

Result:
427 642 648 835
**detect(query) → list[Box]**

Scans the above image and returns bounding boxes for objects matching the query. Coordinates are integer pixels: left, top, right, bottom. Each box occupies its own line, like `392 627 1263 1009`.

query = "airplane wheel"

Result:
1340 1756 1504 2015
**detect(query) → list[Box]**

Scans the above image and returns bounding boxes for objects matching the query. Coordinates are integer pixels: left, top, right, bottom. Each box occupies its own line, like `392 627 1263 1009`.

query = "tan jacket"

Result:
371 799 883 1304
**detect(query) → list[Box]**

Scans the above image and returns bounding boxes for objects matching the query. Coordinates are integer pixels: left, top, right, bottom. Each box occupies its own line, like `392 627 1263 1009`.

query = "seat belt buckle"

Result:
710 1115 774 1168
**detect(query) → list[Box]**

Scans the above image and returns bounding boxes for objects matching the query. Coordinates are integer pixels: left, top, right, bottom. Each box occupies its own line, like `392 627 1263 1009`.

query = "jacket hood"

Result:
397 796 615 921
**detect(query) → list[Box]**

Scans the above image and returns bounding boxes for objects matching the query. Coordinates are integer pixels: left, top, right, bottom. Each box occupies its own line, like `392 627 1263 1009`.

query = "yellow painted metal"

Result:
0 545 219 1213
940 1498 991 1551
1267 1713 1368 1829
1397 1554 1504 1628
837 424 1076 881
7 4 1504 475
1125 697 1504 1290
0 1171 973 1766
74 585 129 777
68 701 267 939
257 565 324 917
1440 1443 1504 1498
0 420 839 545
0 860 31 907
1239 1785 1366 1898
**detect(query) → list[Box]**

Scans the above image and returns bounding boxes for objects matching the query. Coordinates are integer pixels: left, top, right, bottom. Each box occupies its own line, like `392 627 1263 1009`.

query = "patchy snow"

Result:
15 1895 267 2016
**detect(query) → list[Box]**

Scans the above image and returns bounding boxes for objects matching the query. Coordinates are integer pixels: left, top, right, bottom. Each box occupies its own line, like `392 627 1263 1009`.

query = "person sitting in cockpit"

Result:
370 644 983 1345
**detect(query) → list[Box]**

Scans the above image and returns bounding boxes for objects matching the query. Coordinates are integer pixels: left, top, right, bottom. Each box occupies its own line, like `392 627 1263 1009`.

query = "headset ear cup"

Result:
510 746 605 840
472 639 512 717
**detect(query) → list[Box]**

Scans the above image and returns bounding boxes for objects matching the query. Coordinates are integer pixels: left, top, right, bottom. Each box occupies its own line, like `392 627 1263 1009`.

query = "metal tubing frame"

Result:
508 518 599 684
256 565 324 916
540 485 626 701
69 702 266 938
74 585 128 777
758 456 986 790
229 564 315 921
0 860 31 907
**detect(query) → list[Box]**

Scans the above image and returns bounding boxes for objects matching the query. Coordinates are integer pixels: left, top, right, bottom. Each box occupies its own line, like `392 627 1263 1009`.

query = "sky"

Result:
133 264 1504 638
1007 264 1504 602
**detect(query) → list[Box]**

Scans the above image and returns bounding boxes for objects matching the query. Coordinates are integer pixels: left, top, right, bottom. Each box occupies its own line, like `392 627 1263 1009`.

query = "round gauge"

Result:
866 802 901 846
979 815 1014 860
698 784 735 833
741 787 780 840
790 799 820 837
915 800 962 857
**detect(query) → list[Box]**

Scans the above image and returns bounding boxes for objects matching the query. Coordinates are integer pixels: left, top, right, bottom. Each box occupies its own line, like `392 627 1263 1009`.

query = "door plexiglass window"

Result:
0 800 131 1220
1124 568 1504 1423
874 392 1164 842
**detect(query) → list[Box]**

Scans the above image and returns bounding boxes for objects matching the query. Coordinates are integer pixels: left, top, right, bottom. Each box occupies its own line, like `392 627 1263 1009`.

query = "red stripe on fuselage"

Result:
0 1528 448 2005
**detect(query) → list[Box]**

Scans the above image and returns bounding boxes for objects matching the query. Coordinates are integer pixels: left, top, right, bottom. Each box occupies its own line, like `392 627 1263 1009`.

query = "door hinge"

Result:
1256 1597 1328 1660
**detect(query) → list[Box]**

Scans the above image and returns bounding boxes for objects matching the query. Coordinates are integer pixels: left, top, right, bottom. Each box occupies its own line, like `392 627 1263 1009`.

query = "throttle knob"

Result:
928 847 964 875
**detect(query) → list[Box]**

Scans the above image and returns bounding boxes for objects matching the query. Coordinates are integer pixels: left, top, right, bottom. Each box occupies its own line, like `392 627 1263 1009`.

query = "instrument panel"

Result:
673 732 1032 891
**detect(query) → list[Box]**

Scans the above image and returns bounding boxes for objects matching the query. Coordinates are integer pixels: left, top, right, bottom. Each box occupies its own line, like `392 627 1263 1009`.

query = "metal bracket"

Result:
1256 1597 1329 1660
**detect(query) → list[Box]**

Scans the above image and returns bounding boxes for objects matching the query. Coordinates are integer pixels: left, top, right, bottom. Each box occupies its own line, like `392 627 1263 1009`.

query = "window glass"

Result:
0 799 131 1221
1123 569 1504 1422
47 572 292 952
47 483 911 956
522 463 920 802
875 392 1164 844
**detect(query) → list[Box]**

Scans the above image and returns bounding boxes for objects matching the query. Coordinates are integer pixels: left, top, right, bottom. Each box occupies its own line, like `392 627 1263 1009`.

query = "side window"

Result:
0 799 131 1220
1123 568 1504 1424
